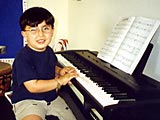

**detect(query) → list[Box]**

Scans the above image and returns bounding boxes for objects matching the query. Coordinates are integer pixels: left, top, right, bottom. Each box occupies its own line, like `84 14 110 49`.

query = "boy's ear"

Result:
21 31 27 43
21 31 26 37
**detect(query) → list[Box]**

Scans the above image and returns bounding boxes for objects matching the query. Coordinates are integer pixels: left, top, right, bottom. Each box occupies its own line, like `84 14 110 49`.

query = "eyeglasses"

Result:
25 25 52 34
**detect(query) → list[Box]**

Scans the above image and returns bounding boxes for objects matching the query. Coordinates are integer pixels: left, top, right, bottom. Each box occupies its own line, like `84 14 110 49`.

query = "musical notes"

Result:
97 16 160 74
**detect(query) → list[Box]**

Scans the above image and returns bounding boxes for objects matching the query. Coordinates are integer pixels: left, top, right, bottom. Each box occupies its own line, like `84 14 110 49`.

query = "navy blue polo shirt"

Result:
11 46 58 103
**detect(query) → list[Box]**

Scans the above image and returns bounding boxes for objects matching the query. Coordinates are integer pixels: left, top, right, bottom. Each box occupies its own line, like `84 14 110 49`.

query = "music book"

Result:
97 16 160 74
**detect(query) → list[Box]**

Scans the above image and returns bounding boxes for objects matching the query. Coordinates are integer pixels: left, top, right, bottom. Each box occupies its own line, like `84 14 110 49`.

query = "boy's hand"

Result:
59 66 77 76
58 71 79 85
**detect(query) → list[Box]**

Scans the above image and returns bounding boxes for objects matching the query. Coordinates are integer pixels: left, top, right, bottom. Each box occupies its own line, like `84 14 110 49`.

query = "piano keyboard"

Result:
56 54 119 107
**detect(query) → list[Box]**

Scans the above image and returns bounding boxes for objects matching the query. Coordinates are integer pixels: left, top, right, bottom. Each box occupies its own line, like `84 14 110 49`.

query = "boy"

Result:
11 7 79 120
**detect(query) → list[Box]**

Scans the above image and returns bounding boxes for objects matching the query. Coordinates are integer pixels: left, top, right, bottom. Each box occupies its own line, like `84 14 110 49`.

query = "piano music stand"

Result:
132 43 153 78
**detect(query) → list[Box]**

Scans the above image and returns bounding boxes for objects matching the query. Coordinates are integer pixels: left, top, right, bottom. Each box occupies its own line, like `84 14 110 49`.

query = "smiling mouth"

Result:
37 40 45 44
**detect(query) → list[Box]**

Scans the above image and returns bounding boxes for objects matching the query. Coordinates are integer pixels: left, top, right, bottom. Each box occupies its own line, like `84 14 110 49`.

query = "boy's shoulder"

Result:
15 46 31 60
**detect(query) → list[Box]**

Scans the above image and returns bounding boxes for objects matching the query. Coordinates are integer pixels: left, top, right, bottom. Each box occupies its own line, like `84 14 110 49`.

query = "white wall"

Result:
68 0 160 51
27 0 160 51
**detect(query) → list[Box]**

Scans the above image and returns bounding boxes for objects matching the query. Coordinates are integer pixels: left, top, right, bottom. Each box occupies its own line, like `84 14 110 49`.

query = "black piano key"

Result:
111 92 128 96
105 87 120 93
119 98 136 103
91 77 103 81
98 82 112 87
111 93 128 100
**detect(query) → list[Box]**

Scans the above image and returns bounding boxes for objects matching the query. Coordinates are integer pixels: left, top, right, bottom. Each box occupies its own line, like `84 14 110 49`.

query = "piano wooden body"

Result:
56 49 160 120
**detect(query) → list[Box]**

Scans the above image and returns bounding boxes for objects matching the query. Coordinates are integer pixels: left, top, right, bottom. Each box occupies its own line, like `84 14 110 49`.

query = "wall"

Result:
26 0 160 51
68 0 160 51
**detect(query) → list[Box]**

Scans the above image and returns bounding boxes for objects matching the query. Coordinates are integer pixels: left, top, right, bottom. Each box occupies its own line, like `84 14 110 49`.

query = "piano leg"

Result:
59 85 89 120
83 97 96 119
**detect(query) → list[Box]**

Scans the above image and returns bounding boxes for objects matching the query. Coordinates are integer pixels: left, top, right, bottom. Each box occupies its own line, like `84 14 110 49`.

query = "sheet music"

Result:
98 17 135 62
98 16 160 74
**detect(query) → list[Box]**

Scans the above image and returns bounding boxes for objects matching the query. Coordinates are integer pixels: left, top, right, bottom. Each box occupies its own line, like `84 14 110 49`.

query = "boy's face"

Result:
21 21 54 52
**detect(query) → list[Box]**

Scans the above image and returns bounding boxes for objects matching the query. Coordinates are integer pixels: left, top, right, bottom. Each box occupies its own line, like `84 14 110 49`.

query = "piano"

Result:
56 44 160 120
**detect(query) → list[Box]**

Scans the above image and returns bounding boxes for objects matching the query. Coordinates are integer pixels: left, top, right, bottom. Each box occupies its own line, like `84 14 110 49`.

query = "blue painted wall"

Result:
0 0 23 58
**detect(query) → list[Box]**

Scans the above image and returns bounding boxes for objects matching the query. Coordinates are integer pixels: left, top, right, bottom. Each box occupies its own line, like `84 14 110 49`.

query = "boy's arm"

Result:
23 66 79 93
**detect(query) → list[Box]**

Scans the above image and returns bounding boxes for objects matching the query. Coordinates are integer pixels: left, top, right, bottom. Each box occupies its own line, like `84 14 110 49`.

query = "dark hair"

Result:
19 7 55 31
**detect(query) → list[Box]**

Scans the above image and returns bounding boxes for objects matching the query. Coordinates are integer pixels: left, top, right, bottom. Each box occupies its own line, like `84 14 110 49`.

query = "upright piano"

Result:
56 44 160 120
